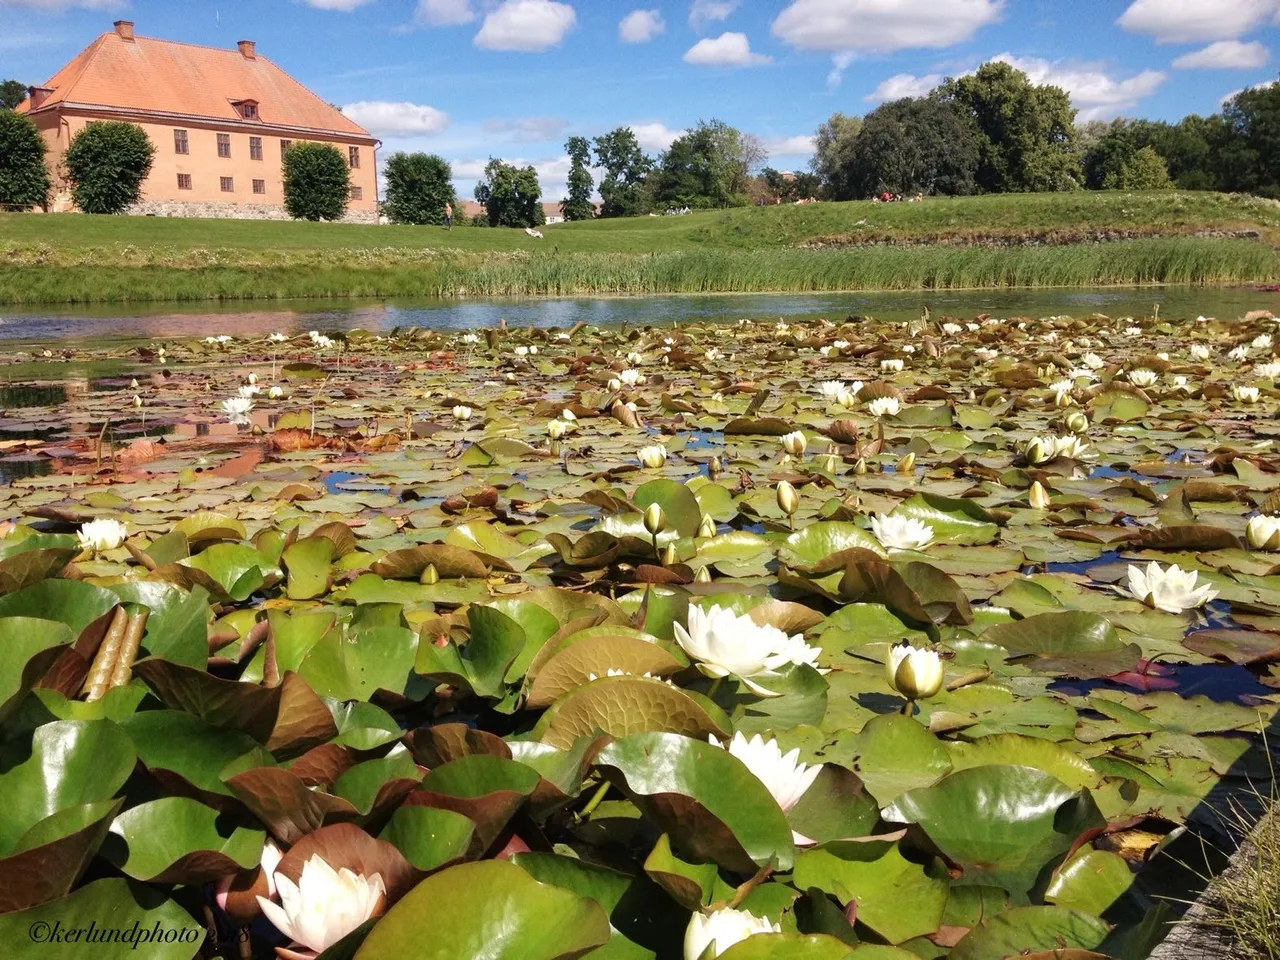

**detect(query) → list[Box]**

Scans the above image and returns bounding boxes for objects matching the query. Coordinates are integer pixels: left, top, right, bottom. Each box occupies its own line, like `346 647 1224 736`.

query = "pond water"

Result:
3 285 1279 342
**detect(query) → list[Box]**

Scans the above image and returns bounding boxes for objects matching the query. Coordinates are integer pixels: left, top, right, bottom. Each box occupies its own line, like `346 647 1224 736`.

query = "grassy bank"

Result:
2 192 1278 303
0 239 1273 304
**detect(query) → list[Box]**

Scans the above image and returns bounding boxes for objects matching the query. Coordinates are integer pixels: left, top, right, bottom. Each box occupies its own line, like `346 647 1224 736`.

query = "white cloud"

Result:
772 0 1003 54
474 0 577 51
303 0 374 10
763 135 816 156
619 8 665 43
628 123 684 152
342 101 451 137
690 0 739 31
683 32 772 67
414 0 476 25
992 53 1167 121
1118 0 1280 44
1173 39 1269 69
865 72 944 103
1221 79 1279 104
484 116 570 142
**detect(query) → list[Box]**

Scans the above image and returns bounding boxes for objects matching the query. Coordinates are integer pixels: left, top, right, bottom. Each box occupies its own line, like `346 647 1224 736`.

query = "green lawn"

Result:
3 191 1278 258
1 191 1277 304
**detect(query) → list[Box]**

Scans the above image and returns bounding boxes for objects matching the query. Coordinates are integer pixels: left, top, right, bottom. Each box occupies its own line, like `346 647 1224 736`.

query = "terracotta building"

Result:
18 21 380 221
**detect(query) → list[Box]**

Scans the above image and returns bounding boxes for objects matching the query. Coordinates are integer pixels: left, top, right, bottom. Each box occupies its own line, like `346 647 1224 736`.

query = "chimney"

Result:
27 86 53 110
237 40 256 59
114 20 135 41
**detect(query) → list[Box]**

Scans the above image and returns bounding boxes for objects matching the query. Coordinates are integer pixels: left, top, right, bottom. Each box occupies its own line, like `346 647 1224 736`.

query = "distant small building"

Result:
460 199 595 224
17 20 380 221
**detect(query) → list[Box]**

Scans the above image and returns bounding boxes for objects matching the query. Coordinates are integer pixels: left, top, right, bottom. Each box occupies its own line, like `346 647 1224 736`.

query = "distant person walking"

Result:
444 202 453 230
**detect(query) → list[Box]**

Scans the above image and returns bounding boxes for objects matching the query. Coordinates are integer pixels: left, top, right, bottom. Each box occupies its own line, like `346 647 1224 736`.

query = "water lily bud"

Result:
133 394 143 408
248 373 258 385
608 378 622 391
885 643 945 701
420 563 440 585
1053 388 1073 408
854 457 868 475
643 503 666 536
814 453 840 473
694 565 712 583
129 378 139 389
697 515 717 539
781 431 807 457
1065 411 1089 434
1025 437 1049 465
662 543 678 566
709 456 723 479
776 481 800 517
1247 514 1280 551
897 452 915 474
1029 481 1051 510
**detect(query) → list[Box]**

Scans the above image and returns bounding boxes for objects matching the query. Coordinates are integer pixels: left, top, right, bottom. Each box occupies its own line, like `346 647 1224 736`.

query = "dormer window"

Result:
232 99 259 120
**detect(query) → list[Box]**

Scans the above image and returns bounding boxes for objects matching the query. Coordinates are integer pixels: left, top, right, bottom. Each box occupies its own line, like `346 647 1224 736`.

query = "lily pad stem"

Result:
579 780 611 820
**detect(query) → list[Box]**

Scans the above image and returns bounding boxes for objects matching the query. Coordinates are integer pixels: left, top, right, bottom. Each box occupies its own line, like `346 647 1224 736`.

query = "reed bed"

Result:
0 239 1274 304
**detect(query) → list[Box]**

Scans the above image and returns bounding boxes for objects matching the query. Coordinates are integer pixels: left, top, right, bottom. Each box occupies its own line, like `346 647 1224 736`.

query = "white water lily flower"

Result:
238 385 260 398
1081 352 1105 370
1247 514 1280 551
258 855 385 955
1229 345 1250 362
1051 435 1092 460
1255 362 1280 379
684 908 780 960
1124 326 1142 337
870 514 934 551
673 604 795 696
709 732 822 812
268 332 288 343
770 631 827 673
460 333 479 345
866 396 900 418
819 380 846 400
1128 369 1159 387
819 346 834 357
902 344 916 354
885 644 945 701
941 322 963 335
638 444 668 468
705 347 723 361
974 348 998 362
547 420 569 439
561 409 577 421
1253 333 1273 351
1049 379 1075 394
267 386 284 399
619 369 643 386
880 358 904 373
221 397 254 424
514 345 530 357
1066 367 1097 381
781 431 807 456
1232 385 1261 403
452 405 473 421
1125 561 1218 614
77 517 127 553
1189 344 1211 361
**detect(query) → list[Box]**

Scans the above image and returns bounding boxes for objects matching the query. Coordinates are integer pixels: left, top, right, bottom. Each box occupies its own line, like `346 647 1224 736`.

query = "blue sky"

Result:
3 0 1279 199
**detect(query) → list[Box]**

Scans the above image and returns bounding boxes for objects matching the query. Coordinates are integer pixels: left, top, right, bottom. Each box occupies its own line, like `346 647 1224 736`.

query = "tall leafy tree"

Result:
592 127 653 218
1213 84 1280 197
0 80 27 110
474 158 544 227
561 136 595 221
810 112 863 200
939 61 1080 192
64 121 154 215
0 109 52 208
651 119 756 209
1115 146 1172 190
383 152 456 225
282 142 350 221
849 97 978 199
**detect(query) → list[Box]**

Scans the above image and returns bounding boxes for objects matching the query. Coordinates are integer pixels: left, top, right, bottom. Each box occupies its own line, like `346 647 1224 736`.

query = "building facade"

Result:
18 21 380 222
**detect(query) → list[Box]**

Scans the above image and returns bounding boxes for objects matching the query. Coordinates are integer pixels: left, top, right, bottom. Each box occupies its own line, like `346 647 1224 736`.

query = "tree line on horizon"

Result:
4 62 1279 222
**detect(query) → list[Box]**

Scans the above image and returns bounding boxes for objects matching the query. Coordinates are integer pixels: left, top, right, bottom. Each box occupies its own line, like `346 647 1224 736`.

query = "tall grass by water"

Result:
0 239 1274 304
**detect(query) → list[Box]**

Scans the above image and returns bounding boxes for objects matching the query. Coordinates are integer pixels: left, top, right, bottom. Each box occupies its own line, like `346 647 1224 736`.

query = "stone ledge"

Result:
125 200 377 224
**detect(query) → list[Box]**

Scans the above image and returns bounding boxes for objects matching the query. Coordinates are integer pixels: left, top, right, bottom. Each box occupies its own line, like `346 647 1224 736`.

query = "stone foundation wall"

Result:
125 200 378 225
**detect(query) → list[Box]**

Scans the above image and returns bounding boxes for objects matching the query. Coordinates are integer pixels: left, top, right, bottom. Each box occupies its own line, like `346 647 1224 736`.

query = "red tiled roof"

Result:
19 30 371 140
